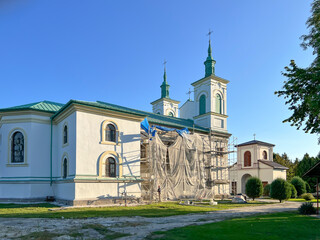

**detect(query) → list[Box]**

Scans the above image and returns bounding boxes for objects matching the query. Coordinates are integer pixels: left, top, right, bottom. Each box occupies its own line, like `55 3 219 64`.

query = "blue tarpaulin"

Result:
141 118 150 134
141 118 190 139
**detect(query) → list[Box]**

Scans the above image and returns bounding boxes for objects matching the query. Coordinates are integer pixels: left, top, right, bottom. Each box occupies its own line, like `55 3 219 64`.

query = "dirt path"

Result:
0 201 301 240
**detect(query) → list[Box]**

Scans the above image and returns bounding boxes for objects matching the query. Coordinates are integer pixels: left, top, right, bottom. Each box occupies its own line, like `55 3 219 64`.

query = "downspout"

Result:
50 118 53 186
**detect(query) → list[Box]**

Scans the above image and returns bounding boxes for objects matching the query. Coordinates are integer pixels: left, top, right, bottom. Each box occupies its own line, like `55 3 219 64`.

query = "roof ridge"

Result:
41 100 65 106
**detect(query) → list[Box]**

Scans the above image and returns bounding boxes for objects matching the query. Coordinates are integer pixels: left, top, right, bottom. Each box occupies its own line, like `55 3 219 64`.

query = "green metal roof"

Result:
0 100 64 113
1 99 215 133
96 101 210 133
51 100 210 133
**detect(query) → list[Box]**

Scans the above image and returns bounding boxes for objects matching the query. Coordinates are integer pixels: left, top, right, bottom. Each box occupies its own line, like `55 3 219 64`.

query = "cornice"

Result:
193 112 228 119
151 98 180 105
191 75 229 86
53 104 146 124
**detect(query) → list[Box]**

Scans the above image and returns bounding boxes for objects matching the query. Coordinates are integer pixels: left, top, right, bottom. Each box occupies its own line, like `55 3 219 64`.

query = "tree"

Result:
275 0 320 140
291 176 307 196
270 178 291 203
245 177 263 200
290 183 297 198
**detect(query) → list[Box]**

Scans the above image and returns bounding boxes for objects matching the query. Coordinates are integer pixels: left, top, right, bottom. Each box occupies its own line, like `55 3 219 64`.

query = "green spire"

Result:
204 39 216 77
161 63 170 98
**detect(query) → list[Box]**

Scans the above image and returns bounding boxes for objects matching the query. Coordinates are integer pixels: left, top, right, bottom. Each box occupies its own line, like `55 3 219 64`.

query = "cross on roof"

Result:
207 29 213 41
253 133 256 140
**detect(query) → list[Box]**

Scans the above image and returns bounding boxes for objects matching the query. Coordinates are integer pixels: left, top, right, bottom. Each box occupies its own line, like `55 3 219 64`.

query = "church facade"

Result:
0 40 232 205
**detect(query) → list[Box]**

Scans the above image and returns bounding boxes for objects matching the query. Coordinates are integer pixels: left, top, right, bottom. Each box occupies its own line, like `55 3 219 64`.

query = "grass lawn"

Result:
287 198 319 203
148 212 320 240
0 200 269 219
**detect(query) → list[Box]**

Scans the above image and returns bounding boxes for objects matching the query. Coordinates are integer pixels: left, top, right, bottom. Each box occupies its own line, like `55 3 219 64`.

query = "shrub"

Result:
270 178 291 203
305 181 311 193
291 176 306 196
298 202 316 215
301 193 314 201
263 184 271 196
245 177 263 200
290 183 297 198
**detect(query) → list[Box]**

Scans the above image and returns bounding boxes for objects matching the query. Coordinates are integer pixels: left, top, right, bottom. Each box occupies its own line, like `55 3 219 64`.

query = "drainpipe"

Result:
50 118 53 186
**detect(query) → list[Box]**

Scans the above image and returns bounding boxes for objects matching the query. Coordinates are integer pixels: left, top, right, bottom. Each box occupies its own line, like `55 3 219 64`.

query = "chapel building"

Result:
229 140 288 195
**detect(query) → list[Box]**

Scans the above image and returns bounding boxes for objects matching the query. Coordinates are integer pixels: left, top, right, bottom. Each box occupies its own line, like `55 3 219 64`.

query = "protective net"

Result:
148 132 216 200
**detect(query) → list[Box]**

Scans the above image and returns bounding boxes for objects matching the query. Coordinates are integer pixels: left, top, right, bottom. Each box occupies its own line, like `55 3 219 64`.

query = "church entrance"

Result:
241 174 252 194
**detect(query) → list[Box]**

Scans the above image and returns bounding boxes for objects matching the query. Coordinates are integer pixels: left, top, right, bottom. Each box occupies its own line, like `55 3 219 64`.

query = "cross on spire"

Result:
163 59 167 70
207 29 213 41
253 133 256 140
186 88 194 101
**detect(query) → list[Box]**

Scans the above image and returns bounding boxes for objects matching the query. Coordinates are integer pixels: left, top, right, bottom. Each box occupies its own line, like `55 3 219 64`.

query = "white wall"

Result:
74 111 142 199
152 100 179 117
0 114 55 199
180 100 195 120
273 169 286 180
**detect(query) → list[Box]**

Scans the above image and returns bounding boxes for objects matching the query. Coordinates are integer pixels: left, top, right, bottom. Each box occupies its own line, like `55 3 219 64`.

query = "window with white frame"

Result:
11 131 24 163
63 125 68 145
63 158 68 179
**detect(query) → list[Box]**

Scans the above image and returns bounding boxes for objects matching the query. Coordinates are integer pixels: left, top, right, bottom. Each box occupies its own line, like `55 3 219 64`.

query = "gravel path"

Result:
0 201 301 240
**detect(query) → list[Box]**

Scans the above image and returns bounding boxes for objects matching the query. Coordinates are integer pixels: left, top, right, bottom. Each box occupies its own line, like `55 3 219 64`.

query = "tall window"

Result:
63 125 68 144
263 150 268 160
11 131 24 163
63 158 68 179
106 157 116 177
216 94 222 114
106 124 116 142
244 151 251 167
199 95 206 115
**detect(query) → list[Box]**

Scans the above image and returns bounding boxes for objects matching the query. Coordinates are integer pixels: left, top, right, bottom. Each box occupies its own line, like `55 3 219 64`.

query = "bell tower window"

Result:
216 94 222 114
199 95 206 115
244 151 251 167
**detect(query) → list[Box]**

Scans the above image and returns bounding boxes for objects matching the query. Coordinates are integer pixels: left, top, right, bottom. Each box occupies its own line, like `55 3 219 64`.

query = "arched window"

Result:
11 131 24 163
216 94 222 114
106 124 116 142
106 157 116 177
63 125 68 144
168 112 174 117
263 150 268 160
199 95 206 115
244 151 251 167
63 158 68 179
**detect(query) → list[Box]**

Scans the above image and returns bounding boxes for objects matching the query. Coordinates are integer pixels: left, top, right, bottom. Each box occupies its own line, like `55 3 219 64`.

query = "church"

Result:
0 40 232 205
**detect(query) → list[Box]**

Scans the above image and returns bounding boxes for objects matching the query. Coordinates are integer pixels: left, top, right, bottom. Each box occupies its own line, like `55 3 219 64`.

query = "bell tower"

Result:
151 62 180 117
180 32 229 132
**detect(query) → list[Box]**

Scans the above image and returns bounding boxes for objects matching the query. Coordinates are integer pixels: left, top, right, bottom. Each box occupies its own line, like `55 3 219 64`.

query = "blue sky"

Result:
0 0 318 160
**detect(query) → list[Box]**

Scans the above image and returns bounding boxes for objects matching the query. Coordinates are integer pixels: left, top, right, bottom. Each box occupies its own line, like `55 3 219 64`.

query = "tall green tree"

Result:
275 0 320 140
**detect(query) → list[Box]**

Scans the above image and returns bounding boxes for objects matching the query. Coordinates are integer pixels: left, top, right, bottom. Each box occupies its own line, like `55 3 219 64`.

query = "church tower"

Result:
151 64 180 117
180 38 229 132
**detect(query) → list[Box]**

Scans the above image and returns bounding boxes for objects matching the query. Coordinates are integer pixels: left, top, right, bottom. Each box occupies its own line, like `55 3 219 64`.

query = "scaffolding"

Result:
140 130 237 202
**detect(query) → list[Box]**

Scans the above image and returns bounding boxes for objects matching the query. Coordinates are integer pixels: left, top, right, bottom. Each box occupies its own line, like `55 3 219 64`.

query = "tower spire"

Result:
204 29 216 77
161 60 170 98
163 59 167 82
